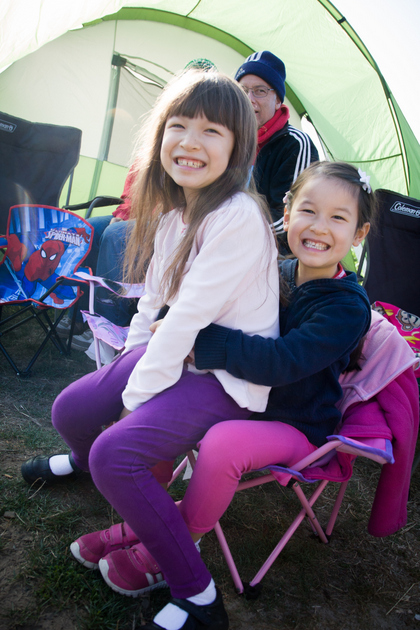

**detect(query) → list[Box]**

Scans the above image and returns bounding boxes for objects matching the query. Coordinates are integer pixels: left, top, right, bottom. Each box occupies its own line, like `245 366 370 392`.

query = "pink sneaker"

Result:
70 522 140 569
98 542 167 597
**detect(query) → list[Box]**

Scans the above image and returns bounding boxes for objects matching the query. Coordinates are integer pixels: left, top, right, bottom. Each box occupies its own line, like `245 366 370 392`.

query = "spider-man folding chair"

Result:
0 205 93 376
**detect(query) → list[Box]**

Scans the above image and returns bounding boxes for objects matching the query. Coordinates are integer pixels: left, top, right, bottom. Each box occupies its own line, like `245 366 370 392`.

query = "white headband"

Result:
358 168 372 194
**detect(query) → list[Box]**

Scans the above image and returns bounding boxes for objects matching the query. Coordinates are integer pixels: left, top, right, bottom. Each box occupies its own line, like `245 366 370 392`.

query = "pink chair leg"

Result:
292 481 329 542
325 480 349 536
248 480 329 588
168 450 197 487
214 521 245 594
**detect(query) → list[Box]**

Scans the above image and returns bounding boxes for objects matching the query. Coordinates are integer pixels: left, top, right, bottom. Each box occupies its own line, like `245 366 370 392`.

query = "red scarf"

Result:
257 104 290 155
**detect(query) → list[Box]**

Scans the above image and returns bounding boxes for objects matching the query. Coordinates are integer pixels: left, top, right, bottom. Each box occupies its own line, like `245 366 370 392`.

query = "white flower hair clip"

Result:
358 169 372 194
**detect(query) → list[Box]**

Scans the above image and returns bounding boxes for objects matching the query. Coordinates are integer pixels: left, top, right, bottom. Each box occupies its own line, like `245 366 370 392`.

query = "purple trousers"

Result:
52 345 250 598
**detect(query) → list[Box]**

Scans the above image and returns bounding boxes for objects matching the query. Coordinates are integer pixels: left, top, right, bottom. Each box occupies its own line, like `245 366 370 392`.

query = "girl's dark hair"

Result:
343 335 365 373
285 161 378 230
283 161 373 371
125 70 274 302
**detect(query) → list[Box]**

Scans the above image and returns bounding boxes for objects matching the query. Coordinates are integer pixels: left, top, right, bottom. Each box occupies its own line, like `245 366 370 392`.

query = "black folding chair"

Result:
363 189 420 316
0 111 81 235
360 188 420 478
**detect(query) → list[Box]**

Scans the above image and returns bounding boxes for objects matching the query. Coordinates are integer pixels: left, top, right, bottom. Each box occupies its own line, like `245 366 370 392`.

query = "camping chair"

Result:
0 110 85 358
162 366 416 597
212 434 393 596
362 189 420 316
62 166 137 348
64 196 124 220
166 311 419 595
74 270 145 368
205 363 418 597
64 163 137 222
0 204 93 376
355 188 420 474
0 111 82 236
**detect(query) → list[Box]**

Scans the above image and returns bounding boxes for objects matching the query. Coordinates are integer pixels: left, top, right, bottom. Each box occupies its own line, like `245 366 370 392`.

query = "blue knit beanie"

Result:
234 51 286 102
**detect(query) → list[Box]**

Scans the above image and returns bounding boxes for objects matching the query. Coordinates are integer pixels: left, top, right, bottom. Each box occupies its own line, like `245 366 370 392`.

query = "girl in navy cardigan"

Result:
178 161 376 546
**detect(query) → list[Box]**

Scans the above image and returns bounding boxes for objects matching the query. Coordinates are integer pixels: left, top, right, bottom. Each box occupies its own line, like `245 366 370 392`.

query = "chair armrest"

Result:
64 196 123 218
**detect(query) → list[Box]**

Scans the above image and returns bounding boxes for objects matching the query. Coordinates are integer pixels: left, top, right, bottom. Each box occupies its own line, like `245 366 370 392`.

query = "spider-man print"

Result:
6 234 75 303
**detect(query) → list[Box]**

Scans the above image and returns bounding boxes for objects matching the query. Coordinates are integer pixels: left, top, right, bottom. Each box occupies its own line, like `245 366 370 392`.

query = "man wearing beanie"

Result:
235 51 319 252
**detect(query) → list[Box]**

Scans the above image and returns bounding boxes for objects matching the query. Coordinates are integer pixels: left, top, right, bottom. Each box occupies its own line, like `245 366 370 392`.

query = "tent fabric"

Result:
1 0 419 205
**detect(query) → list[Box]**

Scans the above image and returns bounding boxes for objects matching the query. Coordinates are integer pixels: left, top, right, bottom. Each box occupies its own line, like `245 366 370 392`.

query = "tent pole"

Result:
89 55 125 199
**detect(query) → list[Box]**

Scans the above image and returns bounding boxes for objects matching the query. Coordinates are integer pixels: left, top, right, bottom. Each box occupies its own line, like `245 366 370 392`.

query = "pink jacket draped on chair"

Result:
270 310 419 537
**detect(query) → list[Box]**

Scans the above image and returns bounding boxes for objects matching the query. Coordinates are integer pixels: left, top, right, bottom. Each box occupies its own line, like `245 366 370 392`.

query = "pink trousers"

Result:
179 419 317 534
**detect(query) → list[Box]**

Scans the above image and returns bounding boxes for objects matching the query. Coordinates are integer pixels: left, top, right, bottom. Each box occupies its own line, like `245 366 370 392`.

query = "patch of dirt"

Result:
0 330 419 630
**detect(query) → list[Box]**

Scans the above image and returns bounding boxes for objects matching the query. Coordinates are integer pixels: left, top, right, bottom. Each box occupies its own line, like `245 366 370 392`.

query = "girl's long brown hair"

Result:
124 70 274 305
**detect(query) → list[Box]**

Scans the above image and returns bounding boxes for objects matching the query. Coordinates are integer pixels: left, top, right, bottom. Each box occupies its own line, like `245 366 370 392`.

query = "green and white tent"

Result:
1 0 419 207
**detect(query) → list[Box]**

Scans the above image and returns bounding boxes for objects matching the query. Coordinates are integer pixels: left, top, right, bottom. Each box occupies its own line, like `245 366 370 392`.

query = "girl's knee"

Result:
195 422 249 481
197 422 234 467
88 429 153 497
88 432 119 488
51 386 75 432
88 428 146 480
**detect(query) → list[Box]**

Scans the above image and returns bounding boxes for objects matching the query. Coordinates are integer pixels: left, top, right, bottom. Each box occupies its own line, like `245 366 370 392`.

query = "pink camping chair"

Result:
203 311 420 597
170 393 414 599
212 432 395 597
166 310 419 596
162 359 416 599
154 354 417 599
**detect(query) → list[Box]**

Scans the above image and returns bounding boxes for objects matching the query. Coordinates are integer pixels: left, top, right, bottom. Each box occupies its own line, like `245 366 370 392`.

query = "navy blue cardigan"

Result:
195 259 371 447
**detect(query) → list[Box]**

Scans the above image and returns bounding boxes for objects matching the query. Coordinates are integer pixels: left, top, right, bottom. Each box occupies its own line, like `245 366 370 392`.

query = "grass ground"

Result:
0 311 419 629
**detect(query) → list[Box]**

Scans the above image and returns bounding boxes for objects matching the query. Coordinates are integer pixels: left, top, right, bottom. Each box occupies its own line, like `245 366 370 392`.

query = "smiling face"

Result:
283 176 370 285
238 74 281 128
160 114 235 208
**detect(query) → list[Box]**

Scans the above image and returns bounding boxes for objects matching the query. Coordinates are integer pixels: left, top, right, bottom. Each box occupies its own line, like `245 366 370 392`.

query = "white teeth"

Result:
304 240 328 251
177 158 204 168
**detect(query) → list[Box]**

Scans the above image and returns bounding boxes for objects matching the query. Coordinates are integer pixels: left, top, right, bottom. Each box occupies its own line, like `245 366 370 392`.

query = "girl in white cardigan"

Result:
24 70 279 630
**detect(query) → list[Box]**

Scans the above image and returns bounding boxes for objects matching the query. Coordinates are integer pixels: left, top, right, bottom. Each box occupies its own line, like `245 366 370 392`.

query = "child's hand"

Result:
149 319 163 334
119 406 132 421
185 348 195 366
105 405 131 428
149 317 195 365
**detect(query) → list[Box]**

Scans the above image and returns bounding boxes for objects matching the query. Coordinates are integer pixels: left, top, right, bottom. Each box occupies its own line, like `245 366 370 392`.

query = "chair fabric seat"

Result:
0 205 93 375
